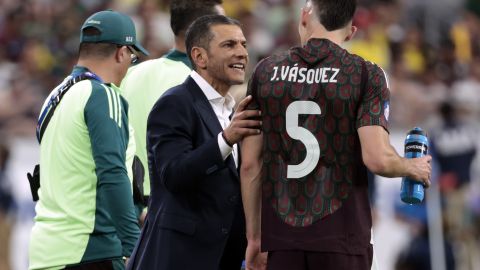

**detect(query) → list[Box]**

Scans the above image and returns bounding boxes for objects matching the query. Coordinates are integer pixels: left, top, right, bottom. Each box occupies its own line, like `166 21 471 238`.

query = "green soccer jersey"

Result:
120 50 191 196
29 66 140 270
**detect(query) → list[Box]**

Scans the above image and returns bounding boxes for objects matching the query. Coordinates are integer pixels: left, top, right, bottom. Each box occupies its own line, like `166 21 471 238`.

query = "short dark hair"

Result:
185 15 240 70
170 0 223 36
78 27 118 58
311 0 356 31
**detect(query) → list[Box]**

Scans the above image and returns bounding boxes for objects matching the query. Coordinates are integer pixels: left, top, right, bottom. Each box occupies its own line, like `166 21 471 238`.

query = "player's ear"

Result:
300 1 313 27
344 25 357 42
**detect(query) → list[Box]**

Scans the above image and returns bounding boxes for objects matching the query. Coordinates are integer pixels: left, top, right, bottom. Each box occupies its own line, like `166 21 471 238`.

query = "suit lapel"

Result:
187 77 222 136
186 77 239 179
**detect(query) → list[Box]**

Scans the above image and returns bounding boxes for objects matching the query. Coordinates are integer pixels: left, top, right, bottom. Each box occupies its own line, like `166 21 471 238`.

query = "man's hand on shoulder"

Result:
223 95 262 145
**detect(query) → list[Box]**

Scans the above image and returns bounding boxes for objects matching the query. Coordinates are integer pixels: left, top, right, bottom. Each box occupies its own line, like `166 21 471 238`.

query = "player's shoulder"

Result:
350 53 386 77
349 54 390 91
252 50 290 74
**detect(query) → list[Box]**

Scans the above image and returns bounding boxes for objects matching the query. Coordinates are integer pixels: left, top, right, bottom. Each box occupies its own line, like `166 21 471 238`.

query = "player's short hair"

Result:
78 27 118 59
310 0 356 31
170 0 223 36
185 15 241 70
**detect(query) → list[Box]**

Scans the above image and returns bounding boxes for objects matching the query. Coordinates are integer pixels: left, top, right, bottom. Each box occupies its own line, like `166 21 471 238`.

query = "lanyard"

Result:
36 70 103 143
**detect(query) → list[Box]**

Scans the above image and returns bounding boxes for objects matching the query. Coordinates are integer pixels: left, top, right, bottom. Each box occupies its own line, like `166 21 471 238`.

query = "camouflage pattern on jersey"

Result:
247 38 389 227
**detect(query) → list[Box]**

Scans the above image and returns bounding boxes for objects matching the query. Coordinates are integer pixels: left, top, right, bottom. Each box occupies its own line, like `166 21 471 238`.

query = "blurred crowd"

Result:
0 0 479 269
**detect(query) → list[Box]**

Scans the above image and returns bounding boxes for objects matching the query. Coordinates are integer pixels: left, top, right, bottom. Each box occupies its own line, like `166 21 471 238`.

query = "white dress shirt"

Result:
190 71 238 167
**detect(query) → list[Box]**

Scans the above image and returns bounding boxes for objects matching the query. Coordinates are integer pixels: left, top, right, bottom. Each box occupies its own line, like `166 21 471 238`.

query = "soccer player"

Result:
240 1 432 270
29 10 148 270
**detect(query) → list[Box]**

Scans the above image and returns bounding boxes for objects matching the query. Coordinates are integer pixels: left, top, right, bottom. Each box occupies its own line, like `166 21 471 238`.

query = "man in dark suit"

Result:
127 15 261 270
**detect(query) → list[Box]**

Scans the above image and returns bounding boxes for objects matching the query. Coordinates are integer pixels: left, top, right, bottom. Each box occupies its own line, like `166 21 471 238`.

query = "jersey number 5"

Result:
286 101 321 178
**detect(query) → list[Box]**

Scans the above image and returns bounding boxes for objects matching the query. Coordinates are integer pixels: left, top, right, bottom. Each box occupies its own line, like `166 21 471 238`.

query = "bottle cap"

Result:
408 127 426 136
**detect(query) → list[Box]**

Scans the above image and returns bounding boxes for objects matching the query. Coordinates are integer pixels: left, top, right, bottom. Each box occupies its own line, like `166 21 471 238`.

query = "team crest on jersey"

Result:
384 101 390 121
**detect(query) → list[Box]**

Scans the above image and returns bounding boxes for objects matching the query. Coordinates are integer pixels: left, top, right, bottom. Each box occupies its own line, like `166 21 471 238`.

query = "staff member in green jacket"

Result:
29 10 148 270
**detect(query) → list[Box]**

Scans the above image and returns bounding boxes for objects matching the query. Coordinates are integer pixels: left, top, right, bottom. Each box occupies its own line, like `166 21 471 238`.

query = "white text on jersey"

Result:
270 64 340 84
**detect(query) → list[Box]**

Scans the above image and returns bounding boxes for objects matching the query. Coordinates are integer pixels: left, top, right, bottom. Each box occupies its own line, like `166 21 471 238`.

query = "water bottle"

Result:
400 127 428 204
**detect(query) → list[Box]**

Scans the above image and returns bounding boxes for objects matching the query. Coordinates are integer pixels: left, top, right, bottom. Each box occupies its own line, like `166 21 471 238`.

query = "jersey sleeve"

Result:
246 59 267 111
356 62 390 132
84 82 140 256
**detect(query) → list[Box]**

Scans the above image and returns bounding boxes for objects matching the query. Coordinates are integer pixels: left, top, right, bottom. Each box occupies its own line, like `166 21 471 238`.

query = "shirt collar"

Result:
224 92 235 111
190 70 236 110
191 70 220 101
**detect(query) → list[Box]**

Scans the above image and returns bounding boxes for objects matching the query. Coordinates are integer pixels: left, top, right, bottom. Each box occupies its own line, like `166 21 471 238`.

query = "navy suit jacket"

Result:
127 77 246 270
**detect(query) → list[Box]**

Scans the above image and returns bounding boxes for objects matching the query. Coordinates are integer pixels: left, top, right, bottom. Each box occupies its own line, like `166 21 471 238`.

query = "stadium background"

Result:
0 0 479 269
